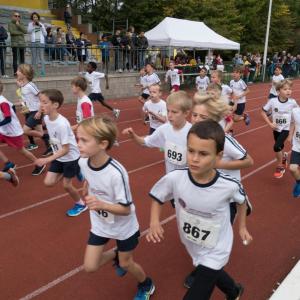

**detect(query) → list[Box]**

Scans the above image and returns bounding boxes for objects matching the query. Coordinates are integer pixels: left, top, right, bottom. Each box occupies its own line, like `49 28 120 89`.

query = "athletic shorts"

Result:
89 93 105 102
25 111 42 128
234 103 246 116
290 151 300 165
172 85 180 92
269 93 277 99
149 127 156 135
88 230 140 252
273 130 289 152
48 158 80 178
141 93 150 100
77 55 86 62
0 134 24 149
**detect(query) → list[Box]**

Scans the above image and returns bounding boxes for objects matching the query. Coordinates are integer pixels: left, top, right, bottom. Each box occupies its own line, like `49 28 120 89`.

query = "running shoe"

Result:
292 182 300 197
273 166 285 179
226 283 244 300
113 250 127 277
2 161 16 172
183 268 197 289
113 109 121 119
66 203 88 217
134 278 155 300
244 113 250 126
42 147 53 157
282 152 288 168
31 165 46 176
7 168 19 187
26 143 38 151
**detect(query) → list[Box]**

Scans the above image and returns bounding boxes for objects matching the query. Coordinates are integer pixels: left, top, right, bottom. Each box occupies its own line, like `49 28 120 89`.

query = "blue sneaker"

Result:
2 161 15 172
113 250 127 277
66 203 88 217
293 182 300 197
134 278 155 300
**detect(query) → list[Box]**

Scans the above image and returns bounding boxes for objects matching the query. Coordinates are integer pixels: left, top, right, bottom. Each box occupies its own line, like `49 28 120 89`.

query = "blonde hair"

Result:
18 64 34 81
71 76 88 91
193 93 230 122
79 116 118 150
166 91 192 112
211 70 223 81
276 79 292 91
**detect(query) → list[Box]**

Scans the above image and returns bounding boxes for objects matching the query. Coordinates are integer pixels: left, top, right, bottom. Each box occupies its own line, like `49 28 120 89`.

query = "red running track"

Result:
1 80 300 300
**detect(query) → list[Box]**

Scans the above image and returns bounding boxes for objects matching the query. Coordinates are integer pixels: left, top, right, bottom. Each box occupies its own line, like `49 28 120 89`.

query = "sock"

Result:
76 199 85 206
28 136 35 144
3 172 11 181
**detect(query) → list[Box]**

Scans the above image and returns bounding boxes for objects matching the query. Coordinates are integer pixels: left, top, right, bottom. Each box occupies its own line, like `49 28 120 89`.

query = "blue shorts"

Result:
290 151 300 165
48 158 80 178
234 103 246 116
25 111 42 128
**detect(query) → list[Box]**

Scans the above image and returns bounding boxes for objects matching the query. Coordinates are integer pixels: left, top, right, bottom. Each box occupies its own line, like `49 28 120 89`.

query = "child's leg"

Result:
273 130 289 165
62 177 81 202
99 99 114 111
44 172 63 187
18 147 37 162
290 163 300 179
0 149 9 163
23 124 44 139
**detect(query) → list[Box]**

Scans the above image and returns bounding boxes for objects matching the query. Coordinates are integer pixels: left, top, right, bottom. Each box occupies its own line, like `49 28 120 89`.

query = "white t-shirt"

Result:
263 97 298 132
84 71 105 94
221 84 233 104
291 107 300 152
21 82 40 111
143 73 161 95
195 76 210 91
76 95 94 123
143 99 167 129
219 134 247 180
0 95 23 137
230 79 247 104
270 74 284 96
79 157 139 240
144 122 192 173
165 69 181 86
140 75 148 94
150 169 246 270
44 114 80 162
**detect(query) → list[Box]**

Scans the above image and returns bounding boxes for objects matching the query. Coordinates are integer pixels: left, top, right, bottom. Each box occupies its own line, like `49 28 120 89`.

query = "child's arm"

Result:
35 144 69 166
236 200 253 244
0 103 12 126
261 109 276 129
122 127 145 145
148 110 167 123
85 195 130 216
223 116 234 133
288 120 295 144
216 153 254 170
164 71 169 83
146 200 164 243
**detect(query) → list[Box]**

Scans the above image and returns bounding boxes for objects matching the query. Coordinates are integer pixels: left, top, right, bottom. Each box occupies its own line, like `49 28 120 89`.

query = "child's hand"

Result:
239 226 253 246
35 158 49 167
82 181 89 197
85 195 106 210
287 135 293 144
34 111 42 120
122 127 134 136
146 223 164 243
269 122 277 130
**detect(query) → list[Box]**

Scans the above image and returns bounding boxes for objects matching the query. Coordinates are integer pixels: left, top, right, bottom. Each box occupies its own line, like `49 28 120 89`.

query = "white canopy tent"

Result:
145 17 240 50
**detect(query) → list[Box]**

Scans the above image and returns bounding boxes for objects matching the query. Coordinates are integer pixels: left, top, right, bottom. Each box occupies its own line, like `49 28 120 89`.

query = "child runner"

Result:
0 169 19 187
230 67 250 125
77 116 155 300
84 62 120 118
143 84 167 134
261 79 298 179
0 81 45 175
195 67 210 92
143 63 161 99
16 64 52 156
123 91 192 173
35 89 87 217
135 67 149 124
71 76 94 131
210 70 233 105
269 66 284 99
165 61 184 93
184 94 254 289
147 120 252 300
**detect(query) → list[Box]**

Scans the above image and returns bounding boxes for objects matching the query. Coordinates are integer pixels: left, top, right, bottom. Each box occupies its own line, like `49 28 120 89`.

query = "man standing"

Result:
0 25 8 78
8 11 27 76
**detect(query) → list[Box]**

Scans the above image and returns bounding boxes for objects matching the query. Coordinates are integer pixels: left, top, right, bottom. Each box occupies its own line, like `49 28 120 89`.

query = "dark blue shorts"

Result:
25 111 42 128
290 151 300 165
234 103 246 116
48 158 80 178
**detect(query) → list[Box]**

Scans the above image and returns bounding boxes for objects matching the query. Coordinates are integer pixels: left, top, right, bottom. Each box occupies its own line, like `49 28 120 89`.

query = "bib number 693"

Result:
167 149 182 162
183 222 210 240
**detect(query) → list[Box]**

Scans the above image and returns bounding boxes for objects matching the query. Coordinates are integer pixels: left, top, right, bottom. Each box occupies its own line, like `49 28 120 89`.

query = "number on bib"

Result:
97 210 115 224
165 141 186 166
50 137 61 153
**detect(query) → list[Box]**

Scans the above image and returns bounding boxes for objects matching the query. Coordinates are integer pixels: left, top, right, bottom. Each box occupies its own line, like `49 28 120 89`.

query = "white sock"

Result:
3 172 11 181
76 199 85 206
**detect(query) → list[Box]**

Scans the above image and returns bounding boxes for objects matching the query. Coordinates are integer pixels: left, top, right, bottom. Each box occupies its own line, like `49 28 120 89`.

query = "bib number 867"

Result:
183 222 210 240
167 149 182 161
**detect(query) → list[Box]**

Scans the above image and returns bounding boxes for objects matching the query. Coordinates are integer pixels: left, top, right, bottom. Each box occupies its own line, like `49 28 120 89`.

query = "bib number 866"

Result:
183 222 210 240
167 149 182 161
275 118 287 125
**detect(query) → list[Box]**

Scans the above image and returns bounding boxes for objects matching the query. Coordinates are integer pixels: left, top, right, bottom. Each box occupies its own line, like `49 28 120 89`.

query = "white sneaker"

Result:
113 109 120 119
118 69 123 73
2 75 9 78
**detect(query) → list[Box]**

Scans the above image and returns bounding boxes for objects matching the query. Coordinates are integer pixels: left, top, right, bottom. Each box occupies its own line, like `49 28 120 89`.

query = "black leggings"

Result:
273 130 289 152
12 47 25 74
183 265 238 300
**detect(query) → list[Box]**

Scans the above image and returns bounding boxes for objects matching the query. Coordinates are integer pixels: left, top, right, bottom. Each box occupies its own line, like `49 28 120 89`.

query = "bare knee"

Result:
44 179 55 187
290 164 299 174
84 263 99 273
119 256 133 270
63 180 73 191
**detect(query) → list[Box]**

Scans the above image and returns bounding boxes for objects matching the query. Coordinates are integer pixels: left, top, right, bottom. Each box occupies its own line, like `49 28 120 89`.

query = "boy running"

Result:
195 67 210 92
269 66 284 99
165 61 184 93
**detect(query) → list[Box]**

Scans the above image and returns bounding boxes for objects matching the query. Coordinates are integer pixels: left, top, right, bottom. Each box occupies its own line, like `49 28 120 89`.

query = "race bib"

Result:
164 141 186 166
76 112 82 123
97 210 115 224
274 113 289 126
50 137 61 153
180 209 221 248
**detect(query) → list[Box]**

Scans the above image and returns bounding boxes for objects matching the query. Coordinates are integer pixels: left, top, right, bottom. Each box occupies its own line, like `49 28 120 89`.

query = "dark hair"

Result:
30 12 40 20
188 120 225 153
71 76 88 91
57 27 61 33
40 89 64 108
274 66 282 71
233 66 243 74
88 61 97 70
146 63 155 70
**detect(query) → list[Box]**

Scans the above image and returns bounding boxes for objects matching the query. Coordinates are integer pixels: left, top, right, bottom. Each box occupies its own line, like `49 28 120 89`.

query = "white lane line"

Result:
0 160 164 221
235 124 268 137
18 156 277 299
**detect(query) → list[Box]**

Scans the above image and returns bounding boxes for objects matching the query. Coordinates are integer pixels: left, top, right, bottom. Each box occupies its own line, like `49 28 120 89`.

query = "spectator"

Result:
99 35 111 71
76 32 91 72
27 12 47 76
45 27 55 60
8 11 27 76
54 27 69 61
129 26 138 70
137 31 148 69
243 56 251 83
64 4 72 30
0 25 8 78
66 28 76 60
248 55 257 83
111 29 122 72
121 31 132 71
